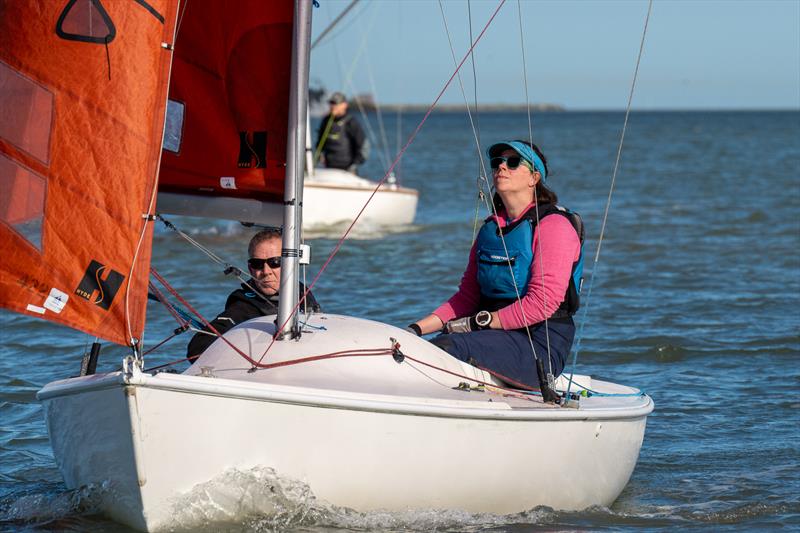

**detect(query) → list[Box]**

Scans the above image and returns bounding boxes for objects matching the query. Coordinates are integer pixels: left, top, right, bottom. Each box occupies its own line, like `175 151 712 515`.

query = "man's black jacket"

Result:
186 283 320 361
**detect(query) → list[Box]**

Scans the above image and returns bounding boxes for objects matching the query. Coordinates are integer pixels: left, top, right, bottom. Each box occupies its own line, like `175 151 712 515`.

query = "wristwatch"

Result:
475 310 492 329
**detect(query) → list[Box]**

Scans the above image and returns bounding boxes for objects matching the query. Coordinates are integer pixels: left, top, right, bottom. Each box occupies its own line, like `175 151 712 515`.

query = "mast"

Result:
276 0 313 340
305 113 315 177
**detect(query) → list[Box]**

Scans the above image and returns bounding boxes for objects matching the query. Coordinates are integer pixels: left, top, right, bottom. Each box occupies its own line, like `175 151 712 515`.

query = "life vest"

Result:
476 203 584 319
321 114 354 169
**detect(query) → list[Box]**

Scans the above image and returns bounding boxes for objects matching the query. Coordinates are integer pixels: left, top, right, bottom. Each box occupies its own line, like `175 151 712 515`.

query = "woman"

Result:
408 140 583 393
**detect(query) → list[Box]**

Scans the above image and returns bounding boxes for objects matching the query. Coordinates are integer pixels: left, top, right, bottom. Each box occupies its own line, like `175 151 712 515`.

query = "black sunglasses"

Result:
248 256 281 270
489 155 531 170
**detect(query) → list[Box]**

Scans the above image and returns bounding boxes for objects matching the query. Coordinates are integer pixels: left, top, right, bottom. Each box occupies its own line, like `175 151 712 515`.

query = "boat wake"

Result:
157 467 559 532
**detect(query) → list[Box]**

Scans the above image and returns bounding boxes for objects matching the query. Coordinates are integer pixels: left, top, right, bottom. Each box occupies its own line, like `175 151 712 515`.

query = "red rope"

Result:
150 267 266 366
148 280 189 328
141 329 181 357
262 0 508 362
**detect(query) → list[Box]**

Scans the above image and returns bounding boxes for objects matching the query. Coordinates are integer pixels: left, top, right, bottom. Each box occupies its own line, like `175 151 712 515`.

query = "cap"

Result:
328 92 347 105
486 140 547 181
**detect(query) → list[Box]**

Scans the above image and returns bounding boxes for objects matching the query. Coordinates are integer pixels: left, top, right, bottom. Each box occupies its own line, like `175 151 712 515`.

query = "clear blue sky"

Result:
309 0 800 110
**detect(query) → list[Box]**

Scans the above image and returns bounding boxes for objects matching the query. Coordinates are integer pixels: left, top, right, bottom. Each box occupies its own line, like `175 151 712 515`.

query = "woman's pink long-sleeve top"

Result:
433 205 581 330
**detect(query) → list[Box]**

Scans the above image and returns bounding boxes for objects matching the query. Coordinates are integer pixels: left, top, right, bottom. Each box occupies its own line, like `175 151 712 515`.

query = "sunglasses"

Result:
247 256 281 270
490 155 532 171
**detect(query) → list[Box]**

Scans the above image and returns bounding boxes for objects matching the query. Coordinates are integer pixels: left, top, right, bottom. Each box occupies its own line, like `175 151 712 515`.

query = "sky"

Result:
309 0 800 110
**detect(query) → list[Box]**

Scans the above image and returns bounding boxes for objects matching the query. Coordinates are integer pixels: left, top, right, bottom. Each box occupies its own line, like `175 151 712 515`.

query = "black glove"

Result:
405 323 422 336
445 311 491 334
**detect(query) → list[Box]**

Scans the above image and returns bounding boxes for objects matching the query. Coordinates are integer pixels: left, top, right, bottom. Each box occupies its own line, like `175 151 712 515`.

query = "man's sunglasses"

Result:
490 155 532 171
247 256 281 270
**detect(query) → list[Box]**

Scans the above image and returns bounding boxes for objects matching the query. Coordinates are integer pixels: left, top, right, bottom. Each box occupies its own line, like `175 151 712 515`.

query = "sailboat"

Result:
155 0 418 231
1 1 652 532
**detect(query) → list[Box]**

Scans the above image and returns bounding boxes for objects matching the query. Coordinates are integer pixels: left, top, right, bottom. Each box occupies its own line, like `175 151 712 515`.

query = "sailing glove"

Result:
445 311 491 334
405 323 422 336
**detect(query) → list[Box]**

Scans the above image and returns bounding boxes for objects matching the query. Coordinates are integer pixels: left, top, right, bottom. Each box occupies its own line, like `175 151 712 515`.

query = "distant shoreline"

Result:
369 103 566 112
356 105 800 113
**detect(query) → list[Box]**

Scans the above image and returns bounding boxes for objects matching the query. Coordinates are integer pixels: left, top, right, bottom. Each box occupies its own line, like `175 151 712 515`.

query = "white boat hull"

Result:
304 168 418 228
156 168 418 229
39 315 652 531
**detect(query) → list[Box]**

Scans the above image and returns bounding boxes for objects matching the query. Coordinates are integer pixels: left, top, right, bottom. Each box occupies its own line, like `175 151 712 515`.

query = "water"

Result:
1 111 799 531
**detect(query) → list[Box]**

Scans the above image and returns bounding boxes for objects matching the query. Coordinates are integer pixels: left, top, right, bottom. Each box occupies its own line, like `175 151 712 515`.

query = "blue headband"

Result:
486 141 546 182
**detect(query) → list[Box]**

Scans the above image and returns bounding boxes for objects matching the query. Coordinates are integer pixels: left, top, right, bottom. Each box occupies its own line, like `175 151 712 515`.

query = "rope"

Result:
437 0 492 213
513 0 555 378
156 215 270 306
365 54 394 176
149 267 261 366
437 0 550 378
258 0 509 365
564 0 654 400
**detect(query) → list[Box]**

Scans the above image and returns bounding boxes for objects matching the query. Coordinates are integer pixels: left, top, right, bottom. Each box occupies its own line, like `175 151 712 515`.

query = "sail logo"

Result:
237 131 267 168
74 260 125 310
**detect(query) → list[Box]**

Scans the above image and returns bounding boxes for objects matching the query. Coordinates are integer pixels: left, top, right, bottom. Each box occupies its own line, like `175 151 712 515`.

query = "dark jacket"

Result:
186 282 320 361
316 112 368 170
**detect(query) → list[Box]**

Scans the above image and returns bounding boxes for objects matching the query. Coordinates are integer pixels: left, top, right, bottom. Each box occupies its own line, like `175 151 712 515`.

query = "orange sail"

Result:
0 0 179 345
157 1 294 223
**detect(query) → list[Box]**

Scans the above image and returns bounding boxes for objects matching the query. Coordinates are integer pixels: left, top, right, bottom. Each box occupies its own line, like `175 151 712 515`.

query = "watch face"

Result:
477 311 491 327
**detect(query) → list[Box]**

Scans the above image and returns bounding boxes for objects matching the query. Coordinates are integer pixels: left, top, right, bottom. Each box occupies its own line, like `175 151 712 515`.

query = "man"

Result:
316 91 368 174
186 229 321 362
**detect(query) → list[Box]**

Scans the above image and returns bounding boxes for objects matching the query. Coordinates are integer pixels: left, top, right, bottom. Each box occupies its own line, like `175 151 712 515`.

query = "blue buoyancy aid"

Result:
476 203 584 318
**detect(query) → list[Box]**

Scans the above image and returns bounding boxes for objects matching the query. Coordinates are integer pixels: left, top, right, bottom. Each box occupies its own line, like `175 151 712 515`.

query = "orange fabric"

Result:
158 0 293 204
0 0 179 345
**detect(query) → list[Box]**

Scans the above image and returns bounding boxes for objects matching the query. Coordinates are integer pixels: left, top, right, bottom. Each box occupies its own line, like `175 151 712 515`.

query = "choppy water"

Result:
1 111 799 531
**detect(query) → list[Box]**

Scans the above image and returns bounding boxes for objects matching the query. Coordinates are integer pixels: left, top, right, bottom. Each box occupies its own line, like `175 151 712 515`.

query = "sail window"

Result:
55 0 116 44
163 99 185 154
0 62 54 165
0 154 47 252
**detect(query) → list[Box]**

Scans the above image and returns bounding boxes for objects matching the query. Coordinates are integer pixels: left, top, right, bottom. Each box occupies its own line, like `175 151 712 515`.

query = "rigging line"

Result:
156 215 267 303
439 0 491 248
148 281 189 327
141 329 182 357
365 55 393 174
468 0 482 164
328 2 391 172
564 0 654 401
259 0 509 362
149 267 263 366
311 0 361 50
401 354 544 397
437 0 490 181
438 1 542 373
466 0 492 244
175 0 189 39
516 0 554 377
436 0 493 227
517 0 535 144
123 1 182 351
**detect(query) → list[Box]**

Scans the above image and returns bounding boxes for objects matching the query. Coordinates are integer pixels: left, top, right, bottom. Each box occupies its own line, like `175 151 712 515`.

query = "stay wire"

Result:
564 0 654 400
517 0 554 378
436 0 493 227
328 3 391 172
156 215 270 306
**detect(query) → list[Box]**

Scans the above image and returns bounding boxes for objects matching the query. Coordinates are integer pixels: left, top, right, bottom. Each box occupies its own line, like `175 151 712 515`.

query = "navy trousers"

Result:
430 318 575 390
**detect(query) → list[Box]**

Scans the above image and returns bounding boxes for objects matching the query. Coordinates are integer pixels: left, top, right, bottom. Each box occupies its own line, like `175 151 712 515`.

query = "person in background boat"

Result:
407 140 583 392
316 91 369 174
186 229 321 362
